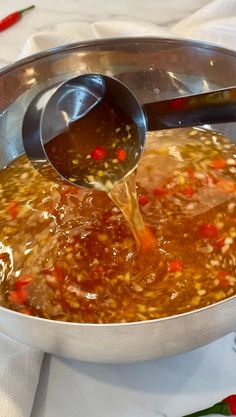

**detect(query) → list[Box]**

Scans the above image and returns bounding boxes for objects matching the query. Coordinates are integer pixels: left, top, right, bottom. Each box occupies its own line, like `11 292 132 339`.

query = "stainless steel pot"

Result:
0 37 236 363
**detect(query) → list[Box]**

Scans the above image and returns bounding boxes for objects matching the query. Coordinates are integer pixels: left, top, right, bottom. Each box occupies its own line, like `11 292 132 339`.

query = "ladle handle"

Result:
143 86 236 131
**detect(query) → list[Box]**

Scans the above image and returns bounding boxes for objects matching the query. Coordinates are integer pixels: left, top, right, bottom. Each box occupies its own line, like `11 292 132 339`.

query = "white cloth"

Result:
2 1 236 416
19 0 236 59
0 334 43 417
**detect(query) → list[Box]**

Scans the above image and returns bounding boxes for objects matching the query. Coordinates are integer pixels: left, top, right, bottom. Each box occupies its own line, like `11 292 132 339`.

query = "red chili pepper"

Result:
168 259 183 273
138 194 150 206
210 158 227 170
215 237 225 248
15 274 32 290
90 146 107 161
152 187 168 197
199 223 218 239
181 187 195 198
182 394 236 416
7 201 18 219
187 167 195 177
9 288 28 304
224 395 236 415
0 6 35 32
53 266 65 282
217 271 231 290
116 148 127 162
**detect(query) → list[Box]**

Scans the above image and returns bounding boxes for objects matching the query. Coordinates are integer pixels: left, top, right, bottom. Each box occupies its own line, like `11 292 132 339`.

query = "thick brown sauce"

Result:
0 128 235 323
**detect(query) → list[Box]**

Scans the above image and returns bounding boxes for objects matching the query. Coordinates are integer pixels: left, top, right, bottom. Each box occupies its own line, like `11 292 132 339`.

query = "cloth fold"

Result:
19 0 236 59
2 0 236 416
173 0 236 50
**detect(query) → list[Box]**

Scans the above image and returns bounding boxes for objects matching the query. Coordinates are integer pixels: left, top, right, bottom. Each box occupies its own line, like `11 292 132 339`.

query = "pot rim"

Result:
1 292 235 327
1 36 236 78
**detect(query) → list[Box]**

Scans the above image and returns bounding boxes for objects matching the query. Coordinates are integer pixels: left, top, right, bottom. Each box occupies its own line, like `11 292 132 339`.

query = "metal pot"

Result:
0 37 235 363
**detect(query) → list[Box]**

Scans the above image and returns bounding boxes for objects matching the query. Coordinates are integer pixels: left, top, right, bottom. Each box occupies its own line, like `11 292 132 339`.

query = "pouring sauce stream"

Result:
45 98 153 250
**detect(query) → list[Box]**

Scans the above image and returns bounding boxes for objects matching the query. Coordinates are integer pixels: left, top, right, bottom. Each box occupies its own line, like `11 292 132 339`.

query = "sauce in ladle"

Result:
45 98 141 191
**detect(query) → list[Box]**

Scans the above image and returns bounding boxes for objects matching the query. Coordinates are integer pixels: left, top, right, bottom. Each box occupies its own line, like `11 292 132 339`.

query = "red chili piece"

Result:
138 195 150 206
7 201 18 219
90 146 107 161
215 237 225 248
54 266 65 281
187 167 195 177
116 148 127 162
210 158 227 170
199 223 218 239
15 274 32 290
181 187 195 198
0 6 35 32
217 271 230 290
153 187 168 196
9 288 28 304
168 259 183 273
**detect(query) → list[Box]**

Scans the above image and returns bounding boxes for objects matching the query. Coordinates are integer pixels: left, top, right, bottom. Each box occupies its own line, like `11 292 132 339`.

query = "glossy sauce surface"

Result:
0 128 235 322
45 98 141 191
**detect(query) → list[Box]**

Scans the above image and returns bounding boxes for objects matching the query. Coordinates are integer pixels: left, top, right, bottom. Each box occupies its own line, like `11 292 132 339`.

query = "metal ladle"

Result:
22 73 236 189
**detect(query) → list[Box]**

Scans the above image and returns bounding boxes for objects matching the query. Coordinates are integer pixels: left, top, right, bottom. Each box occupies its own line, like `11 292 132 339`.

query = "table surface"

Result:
31 334 236 417
2 1 235 417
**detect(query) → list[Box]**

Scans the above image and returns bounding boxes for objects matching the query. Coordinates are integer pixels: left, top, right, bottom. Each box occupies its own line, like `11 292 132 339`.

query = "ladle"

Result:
22 73 236 190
